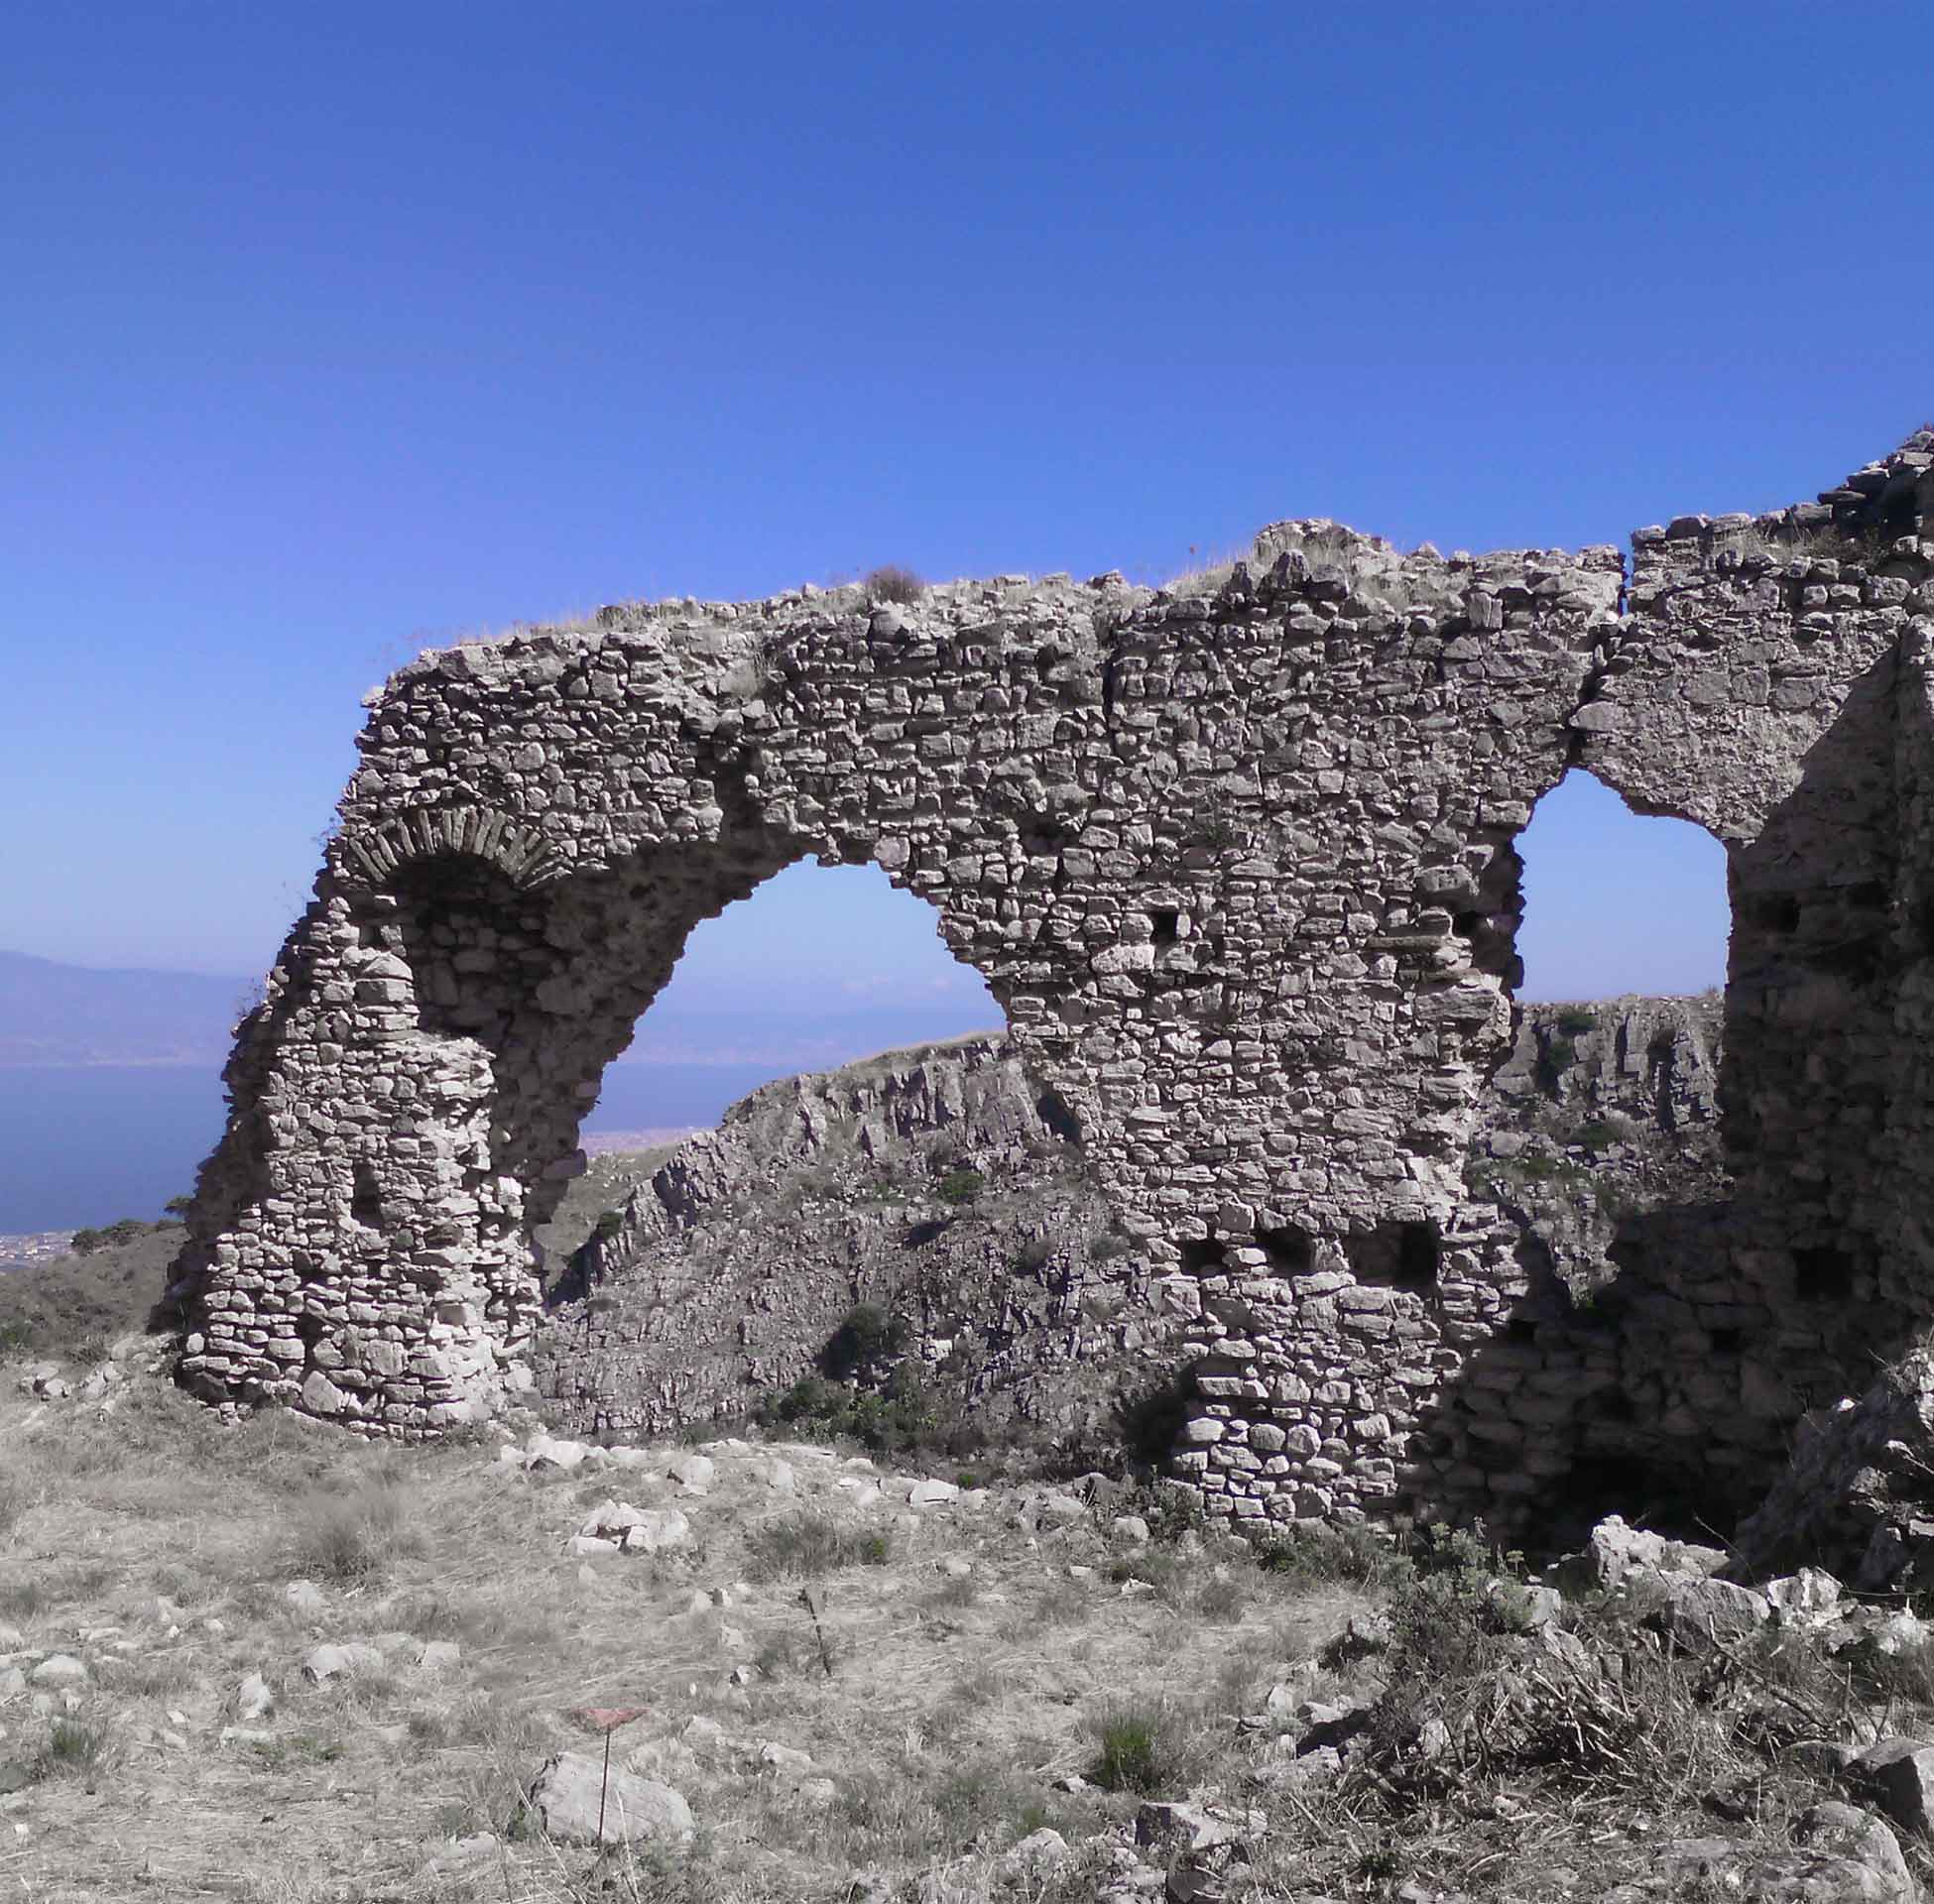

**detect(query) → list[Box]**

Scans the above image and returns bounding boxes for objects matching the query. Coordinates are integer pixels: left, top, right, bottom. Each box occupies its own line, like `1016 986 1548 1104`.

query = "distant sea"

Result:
0 1060 788 1236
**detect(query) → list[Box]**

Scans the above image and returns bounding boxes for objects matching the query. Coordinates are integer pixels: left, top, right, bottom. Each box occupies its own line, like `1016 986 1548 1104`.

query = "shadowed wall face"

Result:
172 434 1934 1536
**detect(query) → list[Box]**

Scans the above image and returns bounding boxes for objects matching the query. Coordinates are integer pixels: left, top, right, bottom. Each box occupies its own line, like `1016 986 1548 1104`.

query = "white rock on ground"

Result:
756 1741 815 1774
234 1673 274 1721
1656 1573 1771 1647
665 1453 714 1493
525 1751 693 1847
1002 1828 1070 1877
1766 1567 1844 1626
1585 1514 1728 1591
28 1656 86 1689
1618 1803 1913 1904
577 1499 692 1553
302 1643 385 1684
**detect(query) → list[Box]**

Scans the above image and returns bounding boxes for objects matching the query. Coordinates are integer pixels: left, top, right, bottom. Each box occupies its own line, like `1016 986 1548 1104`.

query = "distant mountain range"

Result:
0 950 248 1067
0 948 1002 1074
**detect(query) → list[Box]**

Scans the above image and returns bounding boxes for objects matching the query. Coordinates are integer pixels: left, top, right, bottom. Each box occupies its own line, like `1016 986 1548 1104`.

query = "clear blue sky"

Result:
4 3 1924 1020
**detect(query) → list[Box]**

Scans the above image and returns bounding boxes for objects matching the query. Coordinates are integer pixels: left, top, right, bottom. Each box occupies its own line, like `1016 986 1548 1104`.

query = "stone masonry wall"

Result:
171 431 1934 1538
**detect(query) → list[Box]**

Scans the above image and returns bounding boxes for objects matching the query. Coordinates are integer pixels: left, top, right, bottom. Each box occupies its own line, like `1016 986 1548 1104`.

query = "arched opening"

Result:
1513 770 1730 1002
1457 767 1739 1542
580 860 1004 1144
509 857 1120 1448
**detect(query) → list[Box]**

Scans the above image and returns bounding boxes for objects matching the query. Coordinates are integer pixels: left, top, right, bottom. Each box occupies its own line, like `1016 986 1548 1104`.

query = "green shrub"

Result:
1574 1120 1621 1150
1555 1008 1599 1036
0 1474 29 1544
41 1718 108 1780
744 1508 890 1582
1511 1154 1567 1184
1258 1519 1409 1593
1087 1232 1134 1262
935 1169 984 1207
282 1482 425 1584
820 1302 909 1381
1088 1703 1183 1794
69 1218 155 1256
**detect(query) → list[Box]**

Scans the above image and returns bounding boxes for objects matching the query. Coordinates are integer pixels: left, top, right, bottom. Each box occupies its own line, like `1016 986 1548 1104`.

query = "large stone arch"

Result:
173 432 1934 1542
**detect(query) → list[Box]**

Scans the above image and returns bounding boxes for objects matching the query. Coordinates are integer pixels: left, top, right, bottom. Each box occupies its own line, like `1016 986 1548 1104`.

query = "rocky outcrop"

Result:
530 1035 1155 1446
171 430 1934 1542
1472 995 1726 1301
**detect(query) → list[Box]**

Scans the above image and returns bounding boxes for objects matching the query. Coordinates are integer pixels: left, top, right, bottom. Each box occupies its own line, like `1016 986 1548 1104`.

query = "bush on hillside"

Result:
862 564 926 605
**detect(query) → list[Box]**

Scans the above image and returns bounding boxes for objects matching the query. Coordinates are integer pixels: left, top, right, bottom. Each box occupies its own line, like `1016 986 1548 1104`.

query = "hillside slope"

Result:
1471 992 1728 1302
529 1035 1164 1456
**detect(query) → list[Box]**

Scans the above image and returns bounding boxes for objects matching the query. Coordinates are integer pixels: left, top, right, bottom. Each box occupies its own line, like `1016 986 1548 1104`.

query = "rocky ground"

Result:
7 1341 1934 1902
1469 994 1727 1306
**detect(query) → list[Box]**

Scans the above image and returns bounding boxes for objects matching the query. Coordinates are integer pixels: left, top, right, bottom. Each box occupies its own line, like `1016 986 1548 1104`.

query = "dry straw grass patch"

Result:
0 1370 1389 1901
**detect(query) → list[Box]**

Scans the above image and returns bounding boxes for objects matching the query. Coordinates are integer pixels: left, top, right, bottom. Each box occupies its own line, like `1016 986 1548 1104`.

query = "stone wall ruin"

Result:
171 429 1934 1537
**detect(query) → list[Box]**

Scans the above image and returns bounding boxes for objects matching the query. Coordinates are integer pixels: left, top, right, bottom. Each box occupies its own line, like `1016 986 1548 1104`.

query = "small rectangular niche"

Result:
1746 892 1802 934
351 1165 384 1231
1344 1220 1440 1290
1710 1326 1744 1355
1257 1225 1314 1274
1150 908 1181 948
1794 1247 1855 1302
1178 1236 1227 1274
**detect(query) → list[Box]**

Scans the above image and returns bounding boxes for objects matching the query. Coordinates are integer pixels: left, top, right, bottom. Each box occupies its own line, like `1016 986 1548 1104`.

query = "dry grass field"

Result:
6 1348 1933 1903
0 1352 1384 1903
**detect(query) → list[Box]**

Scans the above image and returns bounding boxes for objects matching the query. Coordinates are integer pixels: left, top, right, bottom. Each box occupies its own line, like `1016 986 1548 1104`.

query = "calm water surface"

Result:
0 1061 785 1234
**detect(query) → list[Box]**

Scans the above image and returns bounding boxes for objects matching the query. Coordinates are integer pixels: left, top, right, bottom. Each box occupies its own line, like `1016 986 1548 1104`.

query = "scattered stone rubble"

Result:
167 430 1934 1543
1733 1344 1934 1593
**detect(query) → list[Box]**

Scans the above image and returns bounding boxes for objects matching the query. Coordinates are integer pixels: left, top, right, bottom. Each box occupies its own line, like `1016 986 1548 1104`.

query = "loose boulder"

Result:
524 1750 693 1847
1857 1738 1934 1840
